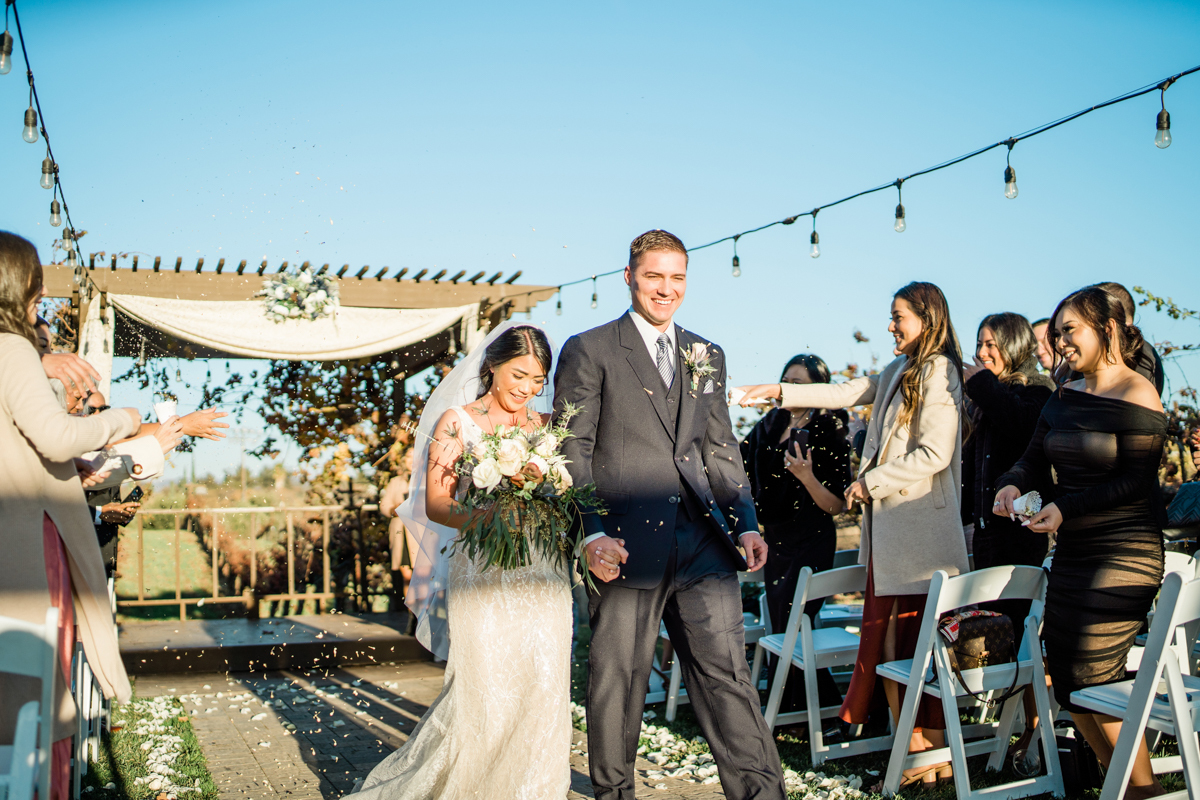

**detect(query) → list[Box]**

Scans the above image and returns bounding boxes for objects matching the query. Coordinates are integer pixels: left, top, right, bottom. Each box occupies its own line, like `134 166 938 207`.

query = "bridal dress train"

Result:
354 407 574 800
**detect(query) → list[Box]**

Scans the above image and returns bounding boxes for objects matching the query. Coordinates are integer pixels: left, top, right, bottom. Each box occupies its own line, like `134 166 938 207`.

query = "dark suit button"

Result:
668 496 678 504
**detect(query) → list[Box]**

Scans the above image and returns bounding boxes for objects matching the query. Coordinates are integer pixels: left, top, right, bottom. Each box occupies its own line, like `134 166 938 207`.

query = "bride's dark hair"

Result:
476 325 553 399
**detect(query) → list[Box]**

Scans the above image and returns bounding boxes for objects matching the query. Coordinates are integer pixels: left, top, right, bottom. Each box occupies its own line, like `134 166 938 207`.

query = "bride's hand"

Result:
585 536 628 583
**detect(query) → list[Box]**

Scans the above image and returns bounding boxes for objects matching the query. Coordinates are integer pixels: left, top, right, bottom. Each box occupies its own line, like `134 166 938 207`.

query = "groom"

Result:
554 230 786 800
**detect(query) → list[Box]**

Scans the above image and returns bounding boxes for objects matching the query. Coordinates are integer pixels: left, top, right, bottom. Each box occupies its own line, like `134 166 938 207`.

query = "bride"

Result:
353 322 574 800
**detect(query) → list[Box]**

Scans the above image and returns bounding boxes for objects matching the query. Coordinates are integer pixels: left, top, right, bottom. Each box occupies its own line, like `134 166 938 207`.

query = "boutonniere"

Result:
680 342 717 391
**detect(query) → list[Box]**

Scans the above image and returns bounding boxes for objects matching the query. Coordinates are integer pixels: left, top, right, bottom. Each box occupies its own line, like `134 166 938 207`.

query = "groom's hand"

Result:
738 532 769 572
586 536 628 583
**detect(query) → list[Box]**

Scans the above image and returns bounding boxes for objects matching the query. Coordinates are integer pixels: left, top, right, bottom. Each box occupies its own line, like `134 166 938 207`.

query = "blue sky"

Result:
3 0 1198 481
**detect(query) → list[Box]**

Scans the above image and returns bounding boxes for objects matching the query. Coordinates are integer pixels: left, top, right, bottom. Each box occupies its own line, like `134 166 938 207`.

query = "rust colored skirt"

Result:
43 513 76 800
838 561 945 730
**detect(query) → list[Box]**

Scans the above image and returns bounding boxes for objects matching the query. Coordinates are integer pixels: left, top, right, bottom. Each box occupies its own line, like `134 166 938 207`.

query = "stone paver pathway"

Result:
135 664 728 800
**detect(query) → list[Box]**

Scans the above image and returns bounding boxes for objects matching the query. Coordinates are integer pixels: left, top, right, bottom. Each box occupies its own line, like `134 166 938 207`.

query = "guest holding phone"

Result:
740 354 851 719
995 286 1167 800
737 282 967 789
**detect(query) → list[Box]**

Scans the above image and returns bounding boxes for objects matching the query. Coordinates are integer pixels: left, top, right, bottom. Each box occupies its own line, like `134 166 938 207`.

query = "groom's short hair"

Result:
629 230 688 271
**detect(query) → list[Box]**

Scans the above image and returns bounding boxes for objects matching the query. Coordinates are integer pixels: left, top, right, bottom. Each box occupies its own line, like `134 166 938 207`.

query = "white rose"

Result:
312 289 327 302
554 462 573 490
271 304 289 317
472 458 503 491
298 271 313 285
274 287 286 299
288 306 300 317
496 438 526 476
534 432 558 458
527 454 549 477
471 441 490 461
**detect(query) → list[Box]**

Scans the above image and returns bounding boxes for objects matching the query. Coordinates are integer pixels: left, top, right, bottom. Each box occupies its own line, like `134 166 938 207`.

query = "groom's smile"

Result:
625 249 688 330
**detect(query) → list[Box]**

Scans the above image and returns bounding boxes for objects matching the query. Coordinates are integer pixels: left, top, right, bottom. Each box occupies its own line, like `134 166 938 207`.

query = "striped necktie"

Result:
656 333 674 389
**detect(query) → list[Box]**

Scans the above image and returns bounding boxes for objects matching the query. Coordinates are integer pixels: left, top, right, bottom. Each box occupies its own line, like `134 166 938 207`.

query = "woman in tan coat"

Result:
738 281 967 789
0 232 141 800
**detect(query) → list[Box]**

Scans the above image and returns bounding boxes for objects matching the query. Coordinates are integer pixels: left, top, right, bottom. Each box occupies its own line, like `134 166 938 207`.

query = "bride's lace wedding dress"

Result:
354 406 574 800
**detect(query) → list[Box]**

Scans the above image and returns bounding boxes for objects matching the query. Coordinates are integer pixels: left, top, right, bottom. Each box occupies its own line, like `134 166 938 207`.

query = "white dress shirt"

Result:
626 308 676 364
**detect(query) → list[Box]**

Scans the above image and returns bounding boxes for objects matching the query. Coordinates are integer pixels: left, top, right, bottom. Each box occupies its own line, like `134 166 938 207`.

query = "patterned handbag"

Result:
1167 482 1200 528
937 611 1021 706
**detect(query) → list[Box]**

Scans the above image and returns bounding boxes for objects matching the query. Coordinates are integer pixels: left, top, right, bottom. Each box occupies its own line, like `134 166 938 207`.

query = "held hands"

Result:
733 384 781 407
154 416 185 453
963 356 989 383
180 409 230 441
41 353 100 399
992 485 1021 518
586 536 628 583
1023 503 1063 534
844 479 870 508
74 459 112 489
739 531 768 572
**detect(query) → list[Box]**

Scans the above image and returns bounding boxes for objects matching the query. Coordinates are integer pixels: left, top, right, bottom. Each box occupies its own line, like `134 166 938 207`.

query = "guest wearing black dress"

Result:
741 354 850 716
996 286 1167 800
962 313 1055 607
1067 282 1165 396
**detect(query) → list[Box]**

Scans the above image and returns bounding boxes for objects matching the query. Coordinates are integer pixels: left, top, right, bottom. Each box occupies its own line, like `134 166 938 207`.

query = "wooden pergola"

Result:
44 257 557 382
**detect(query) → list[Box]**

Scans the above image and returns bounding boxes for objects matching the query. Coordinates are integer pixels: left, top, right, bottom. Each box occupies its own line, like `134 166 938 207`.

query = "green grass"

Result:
82 693 218 800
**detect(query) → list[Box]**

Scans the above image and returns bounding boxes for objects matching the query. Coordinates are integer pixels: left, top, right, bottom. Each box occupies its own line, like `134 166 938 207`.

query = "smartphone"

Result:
788 428 810 459
122 485 144 505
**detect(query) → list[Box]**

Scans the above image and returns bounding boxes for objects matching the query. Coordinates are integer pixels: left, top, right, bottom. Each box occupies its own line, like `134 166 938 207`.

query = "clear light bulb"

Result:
1156 109 1172 149
590 292 598 309
556 297 562 316
731 255 741 278
22 106 39 143
0 32 13 75
40 157 54 189
525 310 532 321
809 231 820 259
894 203 906 233
1004 166 1018 199
69 267 80 286
49 199 61 227
65 249 77 269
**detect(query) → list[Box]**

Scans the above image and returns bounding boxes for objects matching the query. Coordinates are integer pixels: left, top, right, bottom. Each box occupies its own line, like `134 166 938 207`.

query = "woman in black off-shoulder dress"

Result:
996 285 1167 798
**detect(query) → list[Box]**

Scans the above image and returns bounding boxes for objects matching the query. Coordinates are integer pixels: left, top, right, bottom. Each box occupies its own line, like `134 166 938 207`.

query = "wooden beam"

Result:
42 264 555 312
301 261 311 271
153 256 161 272
317 263 329 275
111 254 118 270
504 271 522 284
430 269 447 282
355 265 369 279
336 264 350 278
280 261 289 273
132 256 139 272
257 260 268 275
412 269 428 282
174 257 182 273
236 260 247 275
467 271 486 284
486 272 503 285
216 258 226 274
88 253 95 269
374 267 389 280
449 270 467 284
393 268 408 281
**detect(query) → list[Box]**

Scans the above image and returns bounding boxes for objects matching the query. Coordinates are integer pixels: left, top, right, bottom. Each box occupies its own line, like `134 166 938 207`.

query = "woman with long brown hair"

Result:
995 286 1167 799
0 231 141 800
737 281 968 788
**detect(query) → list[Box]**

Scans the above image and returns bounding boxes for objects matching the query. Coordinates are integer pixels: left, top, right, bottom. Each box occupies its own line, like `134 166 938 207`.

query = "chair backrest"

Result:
0 609 59 800
780 565 868 644
832 549 859 569
1 701 41 800
932 565 1047 617
1164 550 1197 579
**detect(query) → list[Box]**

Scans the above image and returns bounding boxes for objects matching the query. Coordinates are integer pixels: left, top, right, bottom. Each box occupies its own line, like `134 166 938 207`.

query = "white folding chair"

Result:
0 609 60 800
0 702 41 800
651 570 770 720
71 645 104 799
876 566 1063 800
817 551 865 631
1072 570 1200 800
754 565 888 765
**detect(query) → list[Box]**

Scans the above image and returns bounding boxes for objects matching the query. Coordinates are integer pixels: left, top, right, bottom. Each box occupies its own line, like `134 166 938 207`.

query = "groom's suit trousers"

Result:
586 511 786 800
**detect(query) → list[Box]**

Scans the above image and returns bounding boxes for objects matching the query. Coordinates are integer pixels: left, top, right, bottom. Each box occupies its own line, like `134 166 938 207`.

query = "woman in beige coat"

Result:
0 232 142 800
738 281 967 789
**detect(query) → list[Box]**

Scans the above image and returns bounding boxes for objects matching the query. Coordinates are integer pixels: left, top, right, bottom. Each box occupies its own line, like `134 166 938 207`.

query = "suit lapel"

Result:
618 314 676 442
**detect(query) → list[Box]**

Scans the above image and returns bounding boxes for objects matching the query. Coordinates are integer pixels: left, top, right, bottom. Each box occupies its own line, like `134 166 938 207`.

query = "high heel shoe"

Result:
869 765 939 793
935 762 953 786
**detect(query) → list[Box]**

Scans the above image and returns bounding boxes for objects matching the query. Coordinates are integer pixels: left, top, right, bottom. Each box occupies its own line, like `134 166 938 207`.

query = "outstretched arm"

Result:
424 409 471 528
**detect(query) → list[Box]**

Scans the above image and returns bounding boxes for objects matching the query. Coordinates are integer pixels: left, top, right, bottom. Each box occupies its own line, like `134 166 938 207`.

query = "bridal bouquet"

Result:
450 402 602 579
258 267 339 323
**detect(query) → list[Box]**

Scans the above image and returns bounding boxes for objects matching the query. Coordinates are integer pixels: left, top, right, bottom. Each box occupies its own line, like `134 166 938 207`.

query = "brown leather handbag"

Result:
937 611 1021 707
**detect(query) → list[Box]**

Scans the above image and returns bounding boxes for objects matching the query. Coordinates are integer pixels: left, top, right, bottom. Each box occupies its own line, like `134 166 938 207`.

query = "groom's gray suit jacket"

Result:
554 313 758 588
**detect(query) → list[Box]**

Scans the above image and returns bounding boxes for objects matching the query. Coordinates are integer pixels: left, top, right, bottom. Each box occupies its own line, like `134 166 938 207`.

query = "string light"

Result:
893 179 906 233
1156 79 1175 149
1003 139 1018 199
590 276 598 309
21 103 36 142
555 290 562 316
731 235 741 277
0 30 12 75
40 154 53 189
809 210 820 259
49 198 61 226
